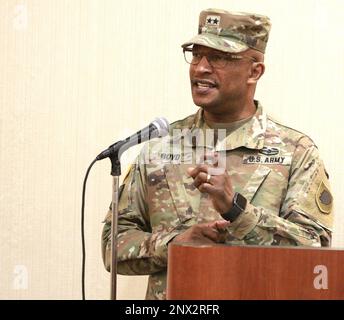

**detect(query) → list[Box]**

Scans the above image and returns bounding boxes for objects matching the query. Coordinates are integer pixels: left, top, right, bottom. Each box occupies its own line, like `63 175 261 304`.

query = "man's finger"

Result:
200 225 223 242
193 172 210 188
186 167 195 176
187 165 209 178
210 220 231 230
198 182 218 194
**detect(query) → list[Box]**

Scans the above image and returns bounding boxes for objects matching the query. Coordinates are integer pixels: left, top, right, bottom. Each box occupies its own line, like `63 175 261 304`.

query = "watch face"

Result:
236 193 247 211
222 193 247 222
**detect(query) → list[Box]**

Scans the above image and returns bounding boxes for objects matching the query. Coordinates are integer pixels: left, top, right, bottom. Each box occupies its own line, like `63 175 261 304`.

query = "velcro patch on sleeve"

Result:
297 163 334 230
316 180 333 214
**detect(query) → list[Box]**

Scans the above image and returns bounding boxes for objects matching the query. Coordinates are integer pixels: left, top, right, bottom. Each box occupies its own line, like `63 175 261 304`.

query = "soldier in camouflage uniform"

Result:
102 9 333 300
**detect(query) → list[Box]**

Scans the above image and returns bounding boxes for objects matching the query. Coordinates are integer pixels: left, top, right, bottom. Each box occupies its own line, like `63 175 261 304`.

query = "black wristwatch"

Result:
222 192 247 222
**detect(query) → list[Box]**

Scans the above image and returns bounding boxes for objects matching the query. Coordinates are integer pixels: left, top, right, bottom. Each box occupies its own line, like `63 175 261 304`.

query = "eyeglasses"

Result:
183 48 256 69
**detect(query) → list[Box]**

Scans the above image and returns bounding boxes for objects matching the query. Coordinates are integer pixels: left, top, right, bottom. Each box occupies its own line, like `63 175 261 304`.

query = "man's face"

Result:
189 45 254 113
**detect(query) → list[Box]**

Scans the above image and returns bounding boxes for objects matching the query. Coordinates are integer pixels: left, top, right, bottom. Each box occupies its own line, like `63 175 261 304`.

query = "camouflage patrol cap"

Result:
181 8 271 53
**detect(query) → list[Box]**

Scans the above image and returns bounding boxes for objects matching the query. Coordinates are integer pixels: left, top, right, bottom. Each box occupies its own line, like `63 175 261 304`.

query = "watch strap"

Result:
222 192 247 222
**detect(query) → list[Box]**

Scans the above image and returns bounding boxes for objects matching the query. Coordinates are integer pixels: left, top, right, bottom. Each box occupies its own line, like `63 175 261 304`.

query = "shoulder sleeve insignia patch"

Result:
316 181 333 214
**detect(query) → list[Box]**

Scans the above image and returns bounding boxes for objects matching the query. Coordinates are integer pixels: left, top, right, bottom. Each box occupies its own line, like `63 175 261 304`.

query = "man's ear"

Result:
247 62 265 84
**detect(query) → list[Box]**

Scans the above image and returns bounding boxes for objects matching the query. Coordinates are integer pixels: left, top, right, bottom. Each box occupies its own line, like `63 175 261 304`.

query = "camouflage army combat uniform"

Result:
102 102 333 300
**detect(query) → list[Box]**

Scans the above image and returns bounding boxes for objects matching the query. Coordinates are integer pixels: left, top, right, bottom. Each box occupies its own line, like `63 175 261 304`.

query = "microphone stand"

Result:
109 152 121 300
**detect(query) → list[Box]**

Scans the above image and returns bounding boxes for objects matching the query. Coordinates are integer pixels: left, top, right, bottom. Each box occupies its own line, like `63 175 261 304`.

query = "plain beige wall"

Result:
0 0 343 299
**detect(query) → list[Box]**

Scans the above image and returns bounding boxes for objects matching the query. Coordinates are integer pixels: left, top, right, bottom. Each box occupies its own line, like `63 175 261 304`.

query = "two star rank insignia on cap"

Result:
205 15 221 26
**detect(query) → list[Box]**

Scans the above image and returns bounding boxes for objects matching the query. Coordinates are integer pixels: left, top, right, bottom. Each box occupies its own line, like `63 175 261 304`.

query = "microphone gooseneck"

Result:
96 117 170 161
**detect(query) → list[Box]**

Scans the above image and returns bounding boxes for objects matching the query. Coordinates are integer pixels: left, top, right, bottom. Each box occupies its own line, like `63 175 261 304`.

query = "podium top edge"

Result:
169 242 344 252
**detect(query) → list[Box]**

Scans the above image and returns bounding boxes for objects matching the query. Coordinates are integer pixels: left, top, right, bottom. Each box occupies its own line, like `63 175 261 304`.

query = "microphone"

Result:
96 117 170 161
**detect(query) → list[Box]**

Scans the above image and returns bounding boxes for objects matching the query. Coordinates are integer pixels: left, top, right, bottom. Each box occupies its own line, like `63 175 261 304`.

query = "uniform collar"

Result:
190 101 267 151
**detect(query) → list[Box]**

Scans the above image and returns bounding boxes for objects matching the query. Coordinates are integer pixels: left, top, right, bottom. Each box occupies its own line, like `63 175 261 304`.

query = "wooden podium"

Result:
167 243 344 300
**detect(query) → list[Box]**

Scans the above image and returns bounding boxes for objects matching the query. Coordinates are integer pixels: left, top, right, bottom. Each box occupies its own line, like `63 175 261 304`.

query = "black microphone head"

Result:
151 117 170 138
96 117 170 161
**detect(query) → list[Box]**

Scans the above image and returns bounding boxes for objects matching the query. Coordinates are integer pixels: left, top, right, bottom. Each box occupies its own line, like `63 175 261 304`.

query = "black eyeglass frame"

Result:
183 47 257 68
